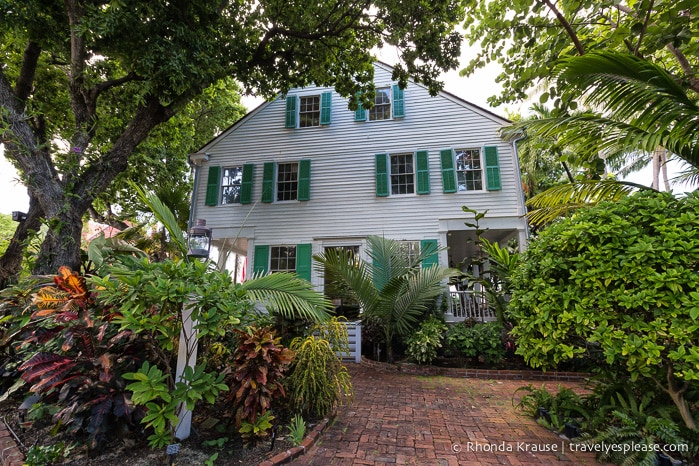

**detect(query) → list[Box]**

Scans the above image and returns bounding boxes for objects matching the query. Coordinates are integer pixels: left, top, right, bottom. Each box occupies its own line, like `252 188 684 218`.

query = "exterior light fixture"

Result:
12 211 27 222
187 219 212 259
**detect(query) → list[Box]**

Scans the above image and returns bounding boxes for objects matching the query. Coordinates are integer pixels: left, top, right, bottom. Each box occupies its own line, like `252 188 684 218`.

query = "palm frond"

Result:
526 180 652 226
129 181 187 257
313 248 380 314
242 272 332 322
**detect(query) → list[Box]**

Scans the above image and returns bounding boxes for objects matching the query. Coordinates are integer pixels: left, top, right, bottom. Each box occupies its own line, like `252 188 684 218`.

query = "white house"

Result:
188 62 528 322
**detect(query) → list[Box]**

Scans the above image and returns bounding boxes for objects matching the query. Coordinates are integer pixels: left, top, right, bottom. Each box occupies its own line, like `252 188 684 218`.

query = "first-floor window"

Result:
270 246 296 273
277 162 299 201
455 148 483 191
398 240 421 263
221 166 243 204
390 153 415 195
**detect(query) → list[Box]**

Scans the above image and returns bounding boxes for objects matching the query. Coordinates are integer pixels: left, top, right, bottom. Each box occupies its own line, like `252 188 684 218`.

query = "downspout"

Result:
511 133 530 243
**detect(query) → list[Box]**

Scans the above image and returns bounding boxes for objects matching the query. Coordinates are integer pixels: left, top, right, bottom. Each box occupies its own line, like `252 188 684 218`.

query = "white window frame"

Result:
298 95 321 128
270 245 297 273
276 162 299 202
368 87 391 121
455 148 484 192
220 166 243 204
389 153 415 195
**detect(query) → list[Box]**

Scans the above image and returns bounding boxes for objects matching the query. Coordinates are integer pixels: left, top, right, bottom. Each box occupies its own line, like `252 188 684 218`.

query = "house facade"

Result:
188 63 528 322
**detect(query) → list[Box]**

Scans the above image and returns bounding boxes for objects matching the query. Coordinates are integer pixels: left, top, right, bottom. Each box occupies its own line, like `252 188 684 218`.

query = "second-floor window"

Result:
390 153 415 195
221 166 243 204
277 162 299 201
455 148 483 191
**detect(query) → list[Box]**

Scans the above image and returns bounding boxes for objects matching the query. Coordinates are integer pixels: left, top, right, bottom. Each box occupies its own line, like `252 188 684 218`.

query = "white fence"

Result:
340 320 362 363
446 290 497 322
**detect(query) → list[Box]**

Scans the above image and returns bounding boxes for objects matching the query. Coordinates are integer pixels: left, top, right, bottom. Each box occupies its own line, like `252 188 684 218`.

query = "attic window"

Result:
299 96 320 127
369 88 391 121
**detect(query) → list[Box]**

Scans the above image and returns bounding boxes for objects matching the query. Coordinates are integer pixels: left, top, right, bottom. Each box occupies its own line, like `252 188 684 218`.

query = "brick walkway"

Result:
292 364 604 465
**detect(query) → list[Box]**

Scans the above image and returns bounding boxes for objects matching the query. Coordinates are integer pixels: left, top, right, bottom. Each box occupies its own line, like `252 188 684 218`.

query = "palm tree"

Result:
509 52 699 225
314 236 458 363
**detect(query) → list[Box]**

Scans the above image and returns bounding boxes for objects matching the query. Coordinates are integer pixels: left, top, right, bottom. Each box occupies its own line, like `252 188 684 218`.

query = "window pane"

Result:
299 96 320 127
277 162 299 201
390 153 414 195
455 149 483 191
369 88 391 121
270 246 297 273
221 166 243 204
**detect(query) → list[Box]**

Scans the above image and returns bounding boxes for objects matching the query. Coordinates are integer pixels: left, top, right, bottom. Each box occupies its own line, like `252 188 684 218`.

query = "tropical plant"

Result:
445 321 505 366
226 326 294 428
315 235 458 362
238 410 275 445
405 316 447 365
286 320 353 418
24 442 76 466
287 414 307 446
515 384 589 433
509 190 699 430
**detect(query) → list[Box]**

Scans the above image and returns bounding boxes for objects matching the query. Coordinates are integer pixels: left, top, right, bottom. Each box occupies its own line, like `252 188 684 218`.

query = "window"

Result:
221 166 243 204
369 88 391 121
285 92 332 128
455 148 483 191
276 162 299 201
299 96 320 127
398 241 421 263
390 153 415 195
270 246 296 273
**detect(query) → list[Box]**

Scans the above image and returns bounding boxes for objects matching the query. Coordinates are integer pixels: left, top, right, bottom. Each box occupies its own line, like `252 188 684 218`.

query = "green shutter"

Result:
375 153 389 197
240 164 254 204
285 96 297 128
253 245 269 275
354 93 366 121
392 84 405 118
484 146 502 191
440 149 457 193
416 150 430 195
262 162 275 203
320 92 332 125
421 239 439 268
298 159 311 201
295 243 312 281
205 166 221 206
372 256 387 291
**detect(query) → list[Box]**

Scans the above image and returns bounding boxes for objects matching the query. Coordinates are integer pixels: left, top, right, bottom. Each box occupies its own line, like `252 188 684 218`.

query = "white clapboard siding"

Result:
190 62 527 276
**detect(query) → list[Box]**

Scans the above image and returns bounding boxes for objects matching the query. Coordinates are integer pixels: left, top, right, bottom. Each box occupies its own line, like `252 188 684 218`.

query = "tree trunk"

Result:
665 369 697 430
0 195 43 287
33 199 87 275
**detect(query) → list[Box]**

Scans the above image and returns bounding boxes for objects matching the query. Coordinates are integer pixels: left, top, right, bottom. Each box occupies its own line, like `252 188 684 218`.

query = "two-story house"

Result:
188 62 528 322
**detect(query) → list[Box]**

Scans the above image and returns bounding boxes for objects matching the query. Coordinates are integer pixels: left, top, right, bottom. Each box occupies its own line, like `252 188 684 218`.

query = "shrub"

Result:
509 191 699 430
405 316 447 365
286 319 353 418
226 326 294 430
445 321 505 365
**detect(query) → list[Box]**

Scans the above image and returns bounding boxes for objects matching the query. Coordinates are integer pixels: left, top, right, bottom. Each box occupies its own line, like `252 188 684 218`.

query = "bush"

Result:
286 319 353 418
509 191 699 430
405 316 447 365
445 321 505 365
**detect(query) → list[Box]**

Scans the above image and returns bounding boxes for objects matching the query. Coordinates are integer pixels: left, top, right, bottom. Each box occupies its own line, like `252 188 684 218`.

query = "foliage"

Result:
515 384 589 433
14 267 148 449
315 235 458 362
461 0 699 107
0 213 14 254
286 320 353 418
226 326 294 428
287 414 307 447
509 190 699 430
0 0 466 275
405 316 447 365
238 410 275 446
24 442 75 466
445 321 505 366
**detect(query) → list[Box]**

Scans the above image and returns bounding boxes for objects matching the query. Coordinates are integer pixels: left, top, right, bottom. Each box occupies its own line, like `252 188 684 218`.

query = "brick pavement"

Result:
291 364 605 465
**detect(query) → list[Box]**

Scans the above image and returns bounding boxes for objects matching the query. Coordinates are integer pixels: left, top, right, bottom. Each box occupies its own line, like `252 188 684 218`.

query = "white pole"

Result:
174 299 199 440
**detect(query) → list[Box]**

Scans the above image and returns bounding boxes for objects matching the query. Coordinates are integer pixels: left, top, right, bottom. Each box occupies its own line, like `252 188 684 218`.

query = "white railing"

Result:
446 290 497 322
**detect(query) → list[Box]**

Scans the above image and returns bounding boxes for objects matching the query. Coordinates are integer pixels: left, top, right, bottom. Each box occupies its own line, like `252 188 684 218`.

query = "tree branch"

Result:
538 0 585 56
15 41 42 103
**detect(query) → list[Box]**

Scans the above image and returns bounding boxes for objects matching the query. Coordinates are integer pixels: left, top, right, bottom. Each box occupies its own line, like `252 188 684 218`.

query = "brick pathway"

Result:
292 364 604 465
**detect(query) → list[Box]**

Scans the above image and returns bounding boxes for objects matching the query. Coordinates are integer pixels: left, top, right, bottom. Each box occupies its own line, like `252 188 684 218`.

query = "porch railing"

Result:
446 290 497 322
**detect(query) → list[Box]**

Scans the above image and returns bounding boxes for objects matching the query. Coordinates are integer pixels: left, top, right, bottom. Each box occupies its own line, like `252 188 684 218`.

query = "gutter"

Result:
511 133 530 240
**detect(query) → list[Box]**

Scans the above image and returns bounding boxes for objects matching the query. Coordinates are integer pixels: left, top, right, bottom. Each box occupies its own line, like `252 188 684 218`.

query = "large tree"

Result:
0 0 463 276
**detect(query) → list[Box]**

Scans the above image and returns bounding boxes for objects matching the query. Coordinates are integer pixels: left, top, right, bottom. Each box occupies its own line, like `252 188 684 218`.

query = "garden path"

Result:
290 363 607 465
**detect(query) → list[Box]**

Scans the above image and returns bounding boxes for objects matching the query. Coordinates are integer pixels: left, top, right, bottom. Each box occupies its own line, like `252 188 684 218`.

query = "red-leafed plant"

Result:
226 326 295 442
16 266 146 449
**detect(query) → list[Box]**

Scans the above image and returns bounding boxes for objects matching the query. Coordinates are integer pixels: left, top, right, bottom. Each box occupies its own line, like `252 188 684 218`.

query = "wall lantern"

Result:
187 219 212 259
12 211 28 222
